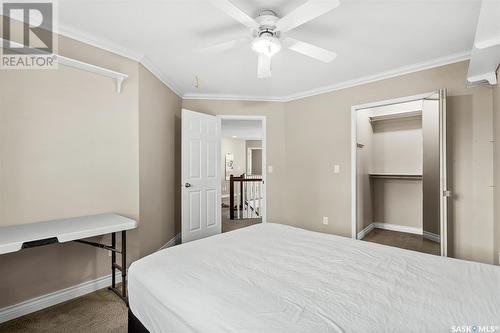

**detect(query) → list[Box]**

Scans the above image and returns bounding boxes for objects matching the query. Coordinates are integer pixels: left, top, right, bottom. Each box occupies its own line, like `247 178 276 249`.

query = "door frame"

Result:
350 91 447 256
218 115 267 223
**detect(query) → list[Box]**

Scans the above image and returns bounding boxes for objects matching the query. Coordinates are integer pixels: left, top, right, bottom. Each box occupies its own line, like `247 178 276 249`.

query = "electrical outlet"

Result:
334 165 340 174
322 216 329 225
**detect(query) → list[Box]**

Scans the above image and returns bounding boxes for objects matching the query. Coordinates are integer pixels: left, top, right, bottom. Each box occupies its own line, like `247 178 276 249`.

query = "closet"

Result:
356 97 441 255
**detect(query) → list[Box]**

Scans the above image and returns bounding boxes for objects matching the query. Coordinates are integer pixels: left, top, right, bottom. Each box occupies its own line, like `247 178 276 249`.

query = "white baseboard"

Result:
357 223 375 240
158 233 181 251
0 233 182 324
373 222 423 235
423 231 441 243
0 272 122 324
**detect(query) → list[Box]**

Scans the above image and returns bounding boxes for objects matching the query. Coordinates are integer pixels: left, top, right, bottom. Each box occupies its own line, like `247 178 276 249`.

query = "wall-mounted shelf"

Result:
369 173 422 180
55 55 128 93
369 110 422 124
0 38 128 93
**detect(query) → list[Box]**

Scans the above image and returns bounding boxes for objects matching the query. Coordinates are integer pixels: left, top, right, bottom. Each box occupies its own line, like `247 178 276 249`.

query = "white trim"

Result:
182 93 285 103
55 24 184 98
218 115 267 223
183 51 470 102
56 23 143 62
54 22 469 102
140 55 184 97
423 231 441 243
372 222 422 236
158 233 181 251
357 223 374 240
0 273 122 324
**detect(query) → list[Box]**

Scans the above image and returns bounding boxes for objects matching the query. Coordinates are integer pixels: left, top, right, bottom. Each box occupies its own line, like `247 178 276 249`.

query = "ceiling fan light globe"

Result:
251 35 281 57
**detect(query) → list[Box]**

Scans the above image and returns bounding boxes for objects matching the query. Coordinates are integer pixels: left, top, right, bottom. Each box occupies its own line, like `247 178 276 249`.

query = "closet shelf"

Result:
369 110 422 124
369 173 422 180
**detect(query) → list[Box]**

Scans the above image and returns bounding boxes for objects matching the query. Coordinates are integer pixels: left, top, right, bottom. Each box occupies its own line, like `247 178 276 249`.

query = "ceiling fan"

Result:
206 0 340 79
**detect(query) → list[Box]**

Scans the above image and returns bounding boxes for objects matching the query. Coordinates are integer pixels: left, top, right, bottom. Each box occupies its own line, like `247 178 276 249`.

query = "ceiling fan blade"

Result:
209 0 259 30
197 38 249 54
257 54 272 79
284 37 337 63
276 0 340 33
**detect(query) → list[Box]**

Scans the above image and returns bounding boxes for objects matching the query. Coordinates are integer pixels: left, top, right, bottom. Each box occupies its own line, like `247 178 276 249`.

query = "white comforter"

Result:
128 223 500 333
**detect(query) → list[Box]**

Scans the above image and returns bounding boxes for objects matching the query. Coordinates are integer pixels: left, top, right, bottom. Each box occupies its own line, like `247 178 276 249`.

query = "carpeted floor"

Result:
0 208 261 333
0 287 127 333
221 206 261 233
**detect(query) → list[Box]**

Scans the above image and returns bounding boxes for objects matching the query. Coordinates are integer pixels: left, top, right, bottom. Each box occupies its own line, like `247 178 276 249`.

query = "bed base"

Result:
128 308 150 333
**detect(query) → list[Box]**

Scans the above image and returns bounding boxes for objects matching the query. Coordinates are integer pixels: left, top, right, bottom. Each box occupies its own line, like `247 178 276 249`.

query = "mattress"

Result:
128 223 500 333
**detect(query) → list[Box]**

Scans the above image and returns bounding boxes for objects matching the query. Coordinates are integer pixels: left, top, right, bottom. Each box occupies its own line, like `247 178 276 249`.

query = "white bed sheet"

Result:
128 223 500 333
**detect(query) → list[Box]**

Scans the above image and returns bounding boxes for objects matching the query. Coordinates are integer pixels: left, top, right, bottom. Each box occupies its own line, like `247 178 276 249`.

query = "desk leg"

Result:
107 231 128 305
121 230 127 299
111 232 116 289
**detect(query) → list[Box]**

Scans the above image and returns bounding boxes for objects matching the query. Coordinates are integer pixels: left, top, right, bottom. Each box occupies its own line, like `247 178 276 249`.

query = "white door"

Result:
438 89 449 257
182 109 221 243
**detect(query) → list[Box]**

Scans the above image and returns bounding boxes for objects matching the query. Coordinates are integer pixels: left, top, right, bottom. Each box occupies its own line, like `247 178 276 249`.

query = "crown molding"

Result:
182 93 285 102
140 55 184 97
183 50 471 103
53 23 470 102
56 23 143 62
56 23 184 98
280 50 471 102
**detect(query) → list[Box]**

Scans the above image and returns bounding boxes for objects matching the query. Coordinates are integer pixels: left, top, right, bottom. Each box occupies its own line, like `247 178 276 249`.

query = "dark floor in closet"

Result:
363 228 440 255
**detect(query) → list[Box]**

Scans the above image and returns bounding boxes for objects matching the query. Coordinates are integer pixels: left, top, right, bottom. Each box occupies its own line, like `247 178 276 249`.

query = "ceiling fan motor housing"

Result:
255 10 279 34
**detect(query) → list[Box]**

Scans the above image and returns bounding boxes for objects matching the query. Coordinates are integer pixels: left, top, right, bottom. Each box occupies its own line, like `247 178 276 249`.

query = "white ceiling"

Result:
56 0 481 100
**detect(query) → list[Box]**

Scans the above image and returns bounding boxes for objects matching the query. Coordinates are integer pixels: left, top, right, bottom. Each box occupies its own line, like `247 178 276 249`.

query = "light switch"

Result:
334 165 340 174
268 165 273 174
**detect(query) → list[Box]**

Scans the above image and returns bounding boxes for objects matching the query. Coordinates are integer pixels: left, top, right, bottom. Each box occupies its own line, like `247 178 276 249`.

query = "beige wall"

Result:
186 61 496 264
0 40 497 312
356 109 374 231
138 65 182 257
0 36 181 308
285 61 494 264
181 100 287 223
422 99 441 236
372 179 422 229
494 79 500 265
221 138 246 195
247 140 263 175
0 35 140 308
356 104 424 231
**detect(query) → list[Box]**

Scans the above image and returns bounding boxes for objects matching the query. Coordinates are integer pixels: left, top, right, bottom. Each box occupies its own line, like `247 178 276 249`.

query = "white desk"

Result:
0 213 138 302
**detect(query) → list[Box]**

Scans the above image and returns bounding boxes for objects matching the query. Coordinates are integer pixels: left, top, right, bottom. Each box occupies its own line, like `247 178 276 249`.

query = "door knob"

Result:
185 183 191 188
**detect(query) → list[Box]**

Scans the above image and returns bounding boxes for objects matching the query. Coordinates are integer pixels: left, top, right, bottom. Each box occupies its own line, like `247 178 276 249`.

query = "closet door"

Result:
438 89 449 257
422 90 448 257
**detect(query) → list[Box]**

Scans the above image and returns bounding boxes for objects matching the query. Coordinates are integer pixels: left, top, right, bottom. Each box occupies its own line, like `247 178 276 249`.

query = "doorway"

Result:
351 91 448 256
219 116 266 233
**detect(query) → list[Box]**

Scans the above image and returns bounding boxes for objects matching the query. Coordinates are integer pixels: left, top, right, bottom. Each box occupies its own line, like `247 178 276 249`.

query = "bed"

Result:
128 223 500 332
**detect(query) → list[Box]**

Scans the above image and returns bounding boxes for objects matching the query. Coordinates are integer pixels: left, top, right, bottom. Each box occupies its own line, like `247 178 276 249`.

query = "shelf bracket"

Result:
115 77 125 93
